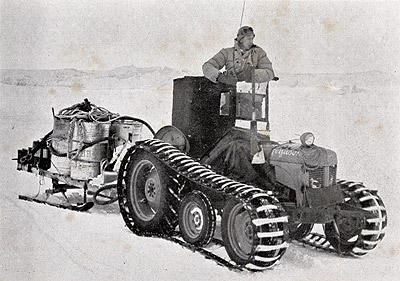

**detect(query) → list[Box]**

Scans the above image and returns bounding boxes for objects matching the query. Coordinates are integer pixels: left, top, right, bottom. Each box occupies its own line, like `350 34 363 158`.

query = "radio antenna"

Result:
239 0 246 27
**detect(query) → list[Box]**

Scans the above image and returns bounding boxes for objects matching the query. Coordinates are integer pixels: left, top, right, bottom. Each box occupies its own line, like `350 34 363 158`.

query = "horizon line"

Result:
0 66 395 76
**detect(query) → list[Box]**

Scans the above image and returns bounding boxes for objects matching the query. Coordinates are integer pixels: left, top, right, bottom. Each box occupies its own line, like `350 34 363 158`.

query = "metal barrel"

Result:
69 120 110 180
110 119 143 147
70 160 101 180
51 116 70 154
50 117 71 175
51 155 71 176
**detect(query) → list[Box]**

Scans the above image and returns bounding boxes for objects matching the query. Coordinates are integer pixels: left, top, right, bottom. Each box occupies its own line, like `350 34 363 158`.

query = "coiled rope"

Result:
56 98 119 122
54 98 155 135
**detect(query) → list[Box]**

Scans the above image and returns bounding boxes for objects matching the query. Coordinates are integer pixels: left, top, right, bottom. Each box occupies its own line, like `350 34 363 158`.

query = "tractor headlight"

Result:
300 132 315 147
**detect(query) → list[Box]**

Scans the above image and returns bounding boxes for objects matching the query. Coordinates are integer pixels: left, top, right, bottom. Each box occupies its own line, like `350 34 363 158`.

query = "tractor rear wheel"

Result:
125 149 178 234
179 191 216 246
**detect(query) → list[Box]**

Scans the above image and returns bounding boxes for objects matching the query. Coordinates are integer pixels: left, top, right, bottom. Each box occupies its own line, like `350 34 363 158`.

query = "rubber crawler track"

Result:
296 232 336 253
117 139 289 272
295 179 387 256
334 179 387 256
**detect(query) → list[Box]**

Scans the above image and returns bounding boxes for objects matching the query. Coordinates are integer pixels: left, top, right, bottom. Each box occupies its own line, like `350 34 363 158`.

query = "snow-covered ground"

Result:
1 70 399 280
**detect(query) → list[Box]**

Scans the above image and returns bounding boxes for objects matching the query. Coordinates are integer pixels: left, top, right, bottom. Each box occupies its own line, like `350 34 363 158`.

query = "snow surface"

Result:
1 68 399 280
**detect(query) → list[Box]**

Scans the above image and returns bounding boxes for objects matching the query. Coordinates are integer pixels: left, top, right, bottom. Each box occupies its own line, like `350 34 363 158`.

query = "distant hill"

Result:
1 66 398 91
0 66 198 90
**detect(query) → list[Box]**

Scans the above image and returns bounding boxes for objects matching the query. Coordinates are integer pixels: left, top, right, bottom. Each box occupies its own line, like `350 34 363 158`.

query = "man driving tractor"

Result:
202 26 275 85
200 26 276 185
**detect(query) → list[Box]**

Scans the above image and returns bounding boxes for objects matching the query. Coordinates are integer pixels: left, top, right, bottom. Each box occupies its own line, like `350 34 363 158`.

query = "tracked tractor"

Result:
15 75 387 271
117 75 387 268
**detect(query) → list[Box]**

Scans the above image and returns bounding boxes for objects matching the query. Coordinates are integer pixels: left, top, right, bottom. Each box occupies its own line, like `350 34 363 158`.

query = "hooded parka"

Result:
202 40 274 83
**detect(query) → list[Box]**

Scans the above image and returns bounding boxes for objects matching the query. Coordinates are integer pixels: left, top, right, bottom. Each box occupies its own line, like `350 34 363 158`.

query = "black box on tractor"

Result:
172 76 237 159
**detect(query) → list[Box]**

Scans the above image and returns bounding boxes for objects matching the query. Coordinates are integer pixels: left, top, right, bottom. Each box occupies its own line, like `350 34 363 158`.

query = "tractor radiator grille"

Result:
309 166 337 188
329 166 337 184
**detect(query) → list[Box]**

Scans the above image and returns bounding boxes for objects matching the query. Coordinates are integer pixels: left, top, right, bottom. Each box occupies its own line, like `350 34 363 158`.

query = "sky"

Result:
1 0 399 74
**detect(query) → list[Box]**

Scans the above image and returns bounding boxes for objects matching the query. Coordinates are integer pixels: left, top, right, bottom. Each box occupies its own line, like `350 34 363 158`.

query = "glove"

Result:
217 72 238 86
242 69 253 83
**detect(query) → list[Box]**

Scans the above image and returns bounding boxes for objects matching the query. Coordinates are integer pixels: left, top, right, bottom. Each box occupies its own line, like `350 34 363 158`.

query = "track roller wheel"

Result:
179 191 216 246
124 149 178 234
221 197 288 270
324 182 387 256
288 223 314 240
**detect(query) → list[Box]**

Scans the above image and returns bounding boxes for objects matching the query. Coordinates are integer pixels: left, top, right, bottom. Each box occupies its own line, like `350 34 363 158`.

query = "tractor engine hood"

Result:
268 143 337 167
